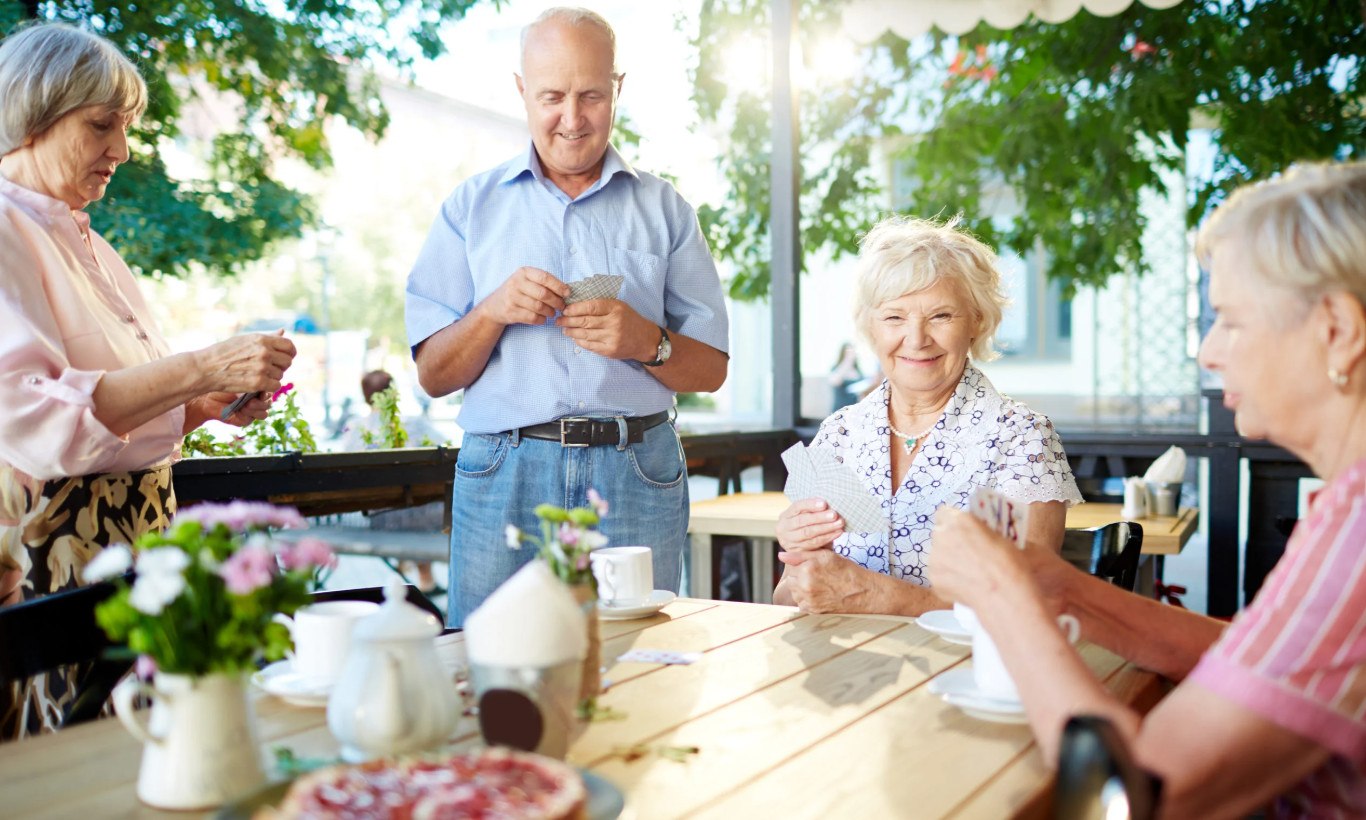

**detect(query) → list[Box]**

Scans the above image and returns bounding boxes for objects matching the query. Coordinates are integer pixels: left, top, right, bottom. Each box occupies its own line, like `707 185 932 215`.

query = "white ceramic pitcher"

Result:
113 671 266 810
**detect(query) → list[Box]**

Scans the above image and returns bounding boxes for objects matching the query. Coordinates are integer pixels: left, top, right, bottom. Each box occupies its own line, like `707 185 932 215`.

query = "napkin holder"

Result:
469 659 581 760
1121 477 1149 520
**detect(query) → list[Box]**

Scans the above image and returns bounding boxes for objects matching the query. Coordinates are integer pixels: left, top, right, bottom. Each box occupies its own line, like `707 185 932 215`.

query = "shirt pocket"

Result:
610 247 666 324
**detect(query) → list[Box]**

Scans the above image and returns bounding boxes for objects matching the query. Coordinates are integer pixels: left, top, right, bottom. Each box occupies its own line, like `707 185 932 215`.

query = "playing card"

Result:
781 442 889 534
565 274 624 305
967 486 1028 548
616 649 701 665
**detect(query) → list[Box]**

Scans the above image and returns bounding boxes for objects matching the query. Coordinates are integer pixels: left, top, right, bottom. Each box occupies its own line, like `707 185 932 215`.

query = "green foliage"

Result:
360 386 409 449
181 387 317 456
692 0 1366 296
509 493 610 587
3 0 496 277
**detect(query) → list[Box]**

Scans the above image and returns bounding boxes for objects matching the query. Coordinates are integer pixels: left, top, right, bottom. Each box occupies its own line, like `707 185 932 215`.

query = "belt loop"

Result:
509 428 521 447
614 415 629 452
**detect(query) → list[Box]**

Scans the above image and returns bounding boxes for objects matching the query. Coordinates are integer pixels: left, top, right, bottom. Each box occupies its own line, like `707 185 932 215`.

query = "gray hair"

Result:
0 22 147 157
520 7 620 77
853 215 1008 362
1196 162 1366 313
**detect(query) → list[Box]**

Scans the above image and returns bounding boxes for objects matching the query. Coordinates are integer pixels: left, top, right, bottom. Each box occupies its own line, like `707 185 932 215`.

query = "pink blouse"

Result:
1189 456 1366 818
0 173 184 484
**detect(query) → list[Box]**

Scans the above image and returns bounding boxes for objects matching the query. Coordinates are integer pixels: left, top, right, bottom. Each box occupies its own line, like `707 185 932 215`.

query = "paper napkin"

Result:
464 561 586 667
1142 445 1187 484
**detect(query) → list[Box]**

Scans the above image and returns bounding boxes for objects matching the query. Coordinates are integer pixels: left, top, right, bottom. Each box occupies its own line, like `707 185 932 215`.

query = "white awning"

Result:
842 0 1186 42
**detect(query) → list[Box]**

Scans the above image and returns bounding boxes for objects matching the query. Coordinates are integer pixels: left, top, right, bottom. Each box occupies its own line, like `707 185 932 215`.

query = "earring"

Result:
1328 368 1349 388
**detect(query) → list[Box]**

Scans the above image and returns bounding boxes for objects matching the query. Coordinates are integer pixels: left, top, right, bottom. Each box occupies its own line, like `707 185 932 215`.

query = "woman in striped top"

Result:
929 162 1366 819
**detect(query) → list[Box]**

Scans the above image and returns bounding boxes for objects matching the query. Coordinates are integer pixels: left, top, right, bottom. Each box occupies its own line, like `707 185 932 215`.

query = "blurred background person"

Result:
828 341 862 411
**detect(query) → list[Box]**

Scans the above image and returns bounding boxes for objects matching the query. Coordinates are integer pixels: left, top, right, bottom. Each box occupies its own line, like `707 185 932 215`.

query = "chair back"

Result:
0 581 131 727
310 584 445 624
1054 715 1162 820
1061 522 1144 592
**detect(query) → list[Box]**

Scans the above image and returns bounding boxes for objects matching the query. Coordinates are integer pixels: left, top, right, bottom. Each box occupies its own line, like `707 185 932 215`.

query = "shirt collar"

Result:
499 141 640 192
0 171 74 225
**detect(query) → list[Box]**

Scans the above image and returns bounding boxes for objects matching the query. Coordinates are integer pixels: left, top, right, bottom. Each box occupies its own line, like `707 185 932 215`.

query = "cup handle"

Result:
600 562 617 599
1056 613 1081 644
112 675 161 745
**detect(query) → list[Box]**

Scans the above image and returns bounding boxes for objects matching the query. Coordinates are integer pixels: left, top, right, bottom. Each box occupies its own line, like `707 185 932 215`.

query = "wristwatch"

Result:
642 326 672 367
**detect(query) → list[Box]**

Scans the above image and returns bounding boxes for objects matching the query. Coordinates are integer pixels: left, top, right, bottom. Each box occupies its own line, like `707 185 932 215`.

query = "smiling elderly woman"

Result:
929 164 1366 818
774 216 1081 615
0 23 298 740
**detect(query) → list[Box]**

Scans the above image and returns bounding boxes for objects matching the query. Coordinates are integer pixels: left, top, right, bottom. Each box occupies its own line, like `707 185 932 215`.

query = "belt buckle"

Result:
559 416 592 448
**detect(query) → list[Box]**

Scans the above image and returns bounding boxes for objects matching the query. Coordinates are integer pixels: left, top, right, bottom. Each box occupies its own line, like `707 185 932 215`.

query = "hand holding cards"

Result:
966 486 1028 548
781 442 888 534
564 274 624 305
219 391 263 421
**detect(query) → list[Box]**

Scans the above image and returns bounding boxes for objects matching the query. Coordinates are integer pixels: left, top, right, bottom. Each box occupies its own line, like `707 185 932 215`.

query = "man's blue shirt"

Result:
405 143 729 435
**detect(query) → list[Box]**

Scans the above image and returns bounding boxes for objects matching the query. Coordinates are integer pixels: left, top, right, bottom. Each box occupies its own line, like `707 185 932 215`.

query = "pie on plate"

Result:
266 747 586 819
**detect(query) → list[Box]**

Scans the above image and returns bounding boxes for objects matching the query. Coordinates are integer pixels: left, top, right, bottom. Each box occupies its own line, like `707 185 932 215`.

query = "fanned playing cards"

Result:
564 274 624 305
967 486 1028 548
781 442 889 534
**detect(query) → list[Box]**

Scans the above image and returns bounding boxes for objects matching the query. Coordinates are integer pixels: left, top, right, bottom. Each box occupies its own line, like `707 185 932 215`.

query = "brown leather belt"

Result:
516 411 671 447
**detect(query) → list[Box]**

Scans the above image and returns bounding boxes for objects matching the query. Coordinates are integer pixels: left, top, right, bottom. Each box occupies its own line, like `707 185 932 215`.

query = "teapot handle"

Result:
113 675 163 746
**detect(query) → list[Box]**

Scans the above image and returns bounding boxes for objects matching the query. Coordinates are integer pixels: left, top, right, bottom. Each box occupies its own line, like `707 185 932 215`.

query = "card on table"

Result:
781 442 889 534
564 274 624 305
966 486 1028 548
616 649 701 666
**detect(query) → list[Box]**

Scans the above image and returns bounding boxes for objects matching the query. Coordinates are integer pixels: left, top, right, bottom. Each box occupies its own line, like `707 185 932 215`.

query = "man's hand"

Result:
556 299 657 361
480 267 569 326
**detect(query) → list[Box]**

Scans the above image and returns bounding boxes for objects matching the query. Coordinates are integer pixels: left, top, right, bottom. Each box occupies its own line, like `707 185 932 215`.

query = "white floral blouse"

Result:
811 364 1082 586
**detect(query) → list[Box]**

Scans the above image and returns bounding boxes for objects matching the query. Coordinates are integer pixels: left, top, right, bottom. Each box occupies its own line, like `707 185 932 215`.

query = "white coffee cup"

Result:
590 546 653 608
971 612 1081 703
275 600 379 685
952 602 977 634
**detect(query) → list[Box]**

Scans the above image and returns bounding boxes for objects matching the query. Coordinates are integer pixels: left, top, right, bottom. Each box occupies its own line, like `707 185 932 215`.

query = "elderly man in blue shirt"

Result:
405 6 730 625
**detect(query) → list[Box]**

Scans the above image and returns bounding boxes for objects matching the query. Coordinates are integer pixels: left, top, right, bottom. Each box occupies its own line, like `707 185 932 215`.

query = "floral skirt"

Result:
0 463 175 741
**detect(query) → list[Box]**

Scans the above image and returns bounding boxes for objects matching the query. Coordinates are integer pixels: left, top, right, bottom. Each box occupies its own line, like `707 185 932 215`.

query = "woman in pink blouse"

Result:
930 163 1366 818
0 24 296 737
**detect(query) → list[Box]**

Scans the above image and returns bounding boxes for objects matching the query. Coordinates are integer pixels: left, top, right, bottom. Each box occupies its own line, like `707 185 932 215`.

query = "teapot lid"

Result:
353 578 441 642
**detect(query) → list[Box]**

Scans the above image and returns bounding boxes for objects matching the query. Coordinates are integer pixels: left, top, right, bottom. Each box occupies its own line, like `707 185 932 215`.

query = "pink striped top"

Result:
1190 456 1366 818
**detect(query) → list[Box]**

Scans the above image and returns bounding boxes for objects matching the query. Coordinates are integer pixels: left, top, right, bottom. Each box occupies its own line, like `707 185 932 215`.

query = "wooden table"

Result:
0 600 1165 819
687 492 1199 602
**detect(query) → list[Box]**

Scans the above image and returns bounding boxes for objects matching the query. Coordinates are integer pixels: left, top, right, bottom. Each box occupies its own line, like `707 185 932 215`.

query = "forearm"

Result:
414 305 505 397
92 352 205 437
645 332 727 394
1063 569 1224 680
862 571 946 617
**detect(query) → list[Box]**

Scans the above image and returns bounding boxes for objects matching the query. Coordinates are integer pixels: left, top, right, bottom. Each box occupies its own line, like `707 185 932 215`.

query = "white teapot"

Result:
327 579 460 761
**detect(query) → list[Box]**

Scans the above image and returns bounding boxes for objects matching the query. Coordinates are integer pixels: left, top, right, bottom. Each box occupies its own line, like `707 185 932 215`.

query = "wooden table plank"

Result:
579 623 966 818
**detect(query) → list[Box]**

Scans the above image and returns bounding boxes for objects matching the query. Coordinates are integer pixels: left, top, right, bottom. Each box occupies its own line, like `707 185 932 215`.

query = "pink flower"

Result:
557 522 580 546
587 488 609 517
271 383 294 402
575 554 591 571
280 537 336 571
1129 40 1156 59
177 501 306 532
135 655 157 680
219 544 277 594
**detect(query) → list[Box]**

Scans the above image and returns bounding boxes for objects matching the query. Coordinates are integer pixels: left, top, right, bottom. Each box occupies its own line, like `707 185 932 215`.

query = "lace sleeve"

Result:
990 408 1083 507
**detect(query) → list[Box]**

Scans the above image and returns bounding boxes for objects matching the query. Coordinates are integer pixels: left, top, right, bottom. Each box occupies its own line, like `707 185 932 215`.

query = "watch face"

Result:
659 335 673 362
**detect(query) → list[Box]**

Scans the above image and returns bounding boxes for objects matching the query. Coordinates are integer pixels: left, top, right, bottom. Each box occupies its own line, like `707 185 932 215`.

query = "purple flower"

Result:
219 544 277 594
176 501 306 532
587 488 609 517
271 383 294 402
135 655 157 680
557 522 580 546
279 537 337 571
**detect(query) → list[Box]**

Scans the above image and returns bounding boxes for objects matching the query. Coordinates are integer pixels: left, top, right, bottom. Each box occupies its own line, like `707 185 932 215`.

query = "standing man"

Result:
405 7 729 625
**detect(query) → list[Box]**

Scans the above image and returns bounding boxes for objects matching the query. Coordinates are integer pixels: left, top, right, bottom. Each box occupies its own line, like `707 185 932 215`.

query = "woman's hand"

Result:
194 330 297 396
776 498 845 552
775 549 874 613
184 391 270 432
927 507 1031 609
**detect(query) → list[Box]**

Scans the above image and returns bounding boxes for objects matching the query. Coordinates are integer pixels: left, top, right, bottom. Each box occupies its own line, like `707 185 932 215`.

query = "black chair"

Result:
0 581 131 729
1061 522 1144 592
310 584 445 624
1054 715 1162 820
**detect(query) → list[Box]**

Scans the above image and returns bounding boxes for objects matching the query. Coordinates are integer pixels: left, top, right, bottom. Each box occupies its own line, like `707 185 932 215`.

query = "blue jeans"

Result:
447 421 689 626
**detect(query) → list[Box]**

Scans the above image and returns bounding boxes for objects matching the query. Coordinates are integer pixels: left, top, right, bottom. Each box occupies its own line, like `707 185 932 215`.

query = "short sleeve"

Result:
405 191 475 353
661 191 729 354
988 407 1082 507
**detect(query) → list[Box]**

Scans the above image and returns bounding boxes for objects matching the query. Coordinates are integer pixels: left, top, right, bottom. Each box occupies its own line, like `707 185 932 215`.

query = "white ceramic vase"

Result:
113 671 266 810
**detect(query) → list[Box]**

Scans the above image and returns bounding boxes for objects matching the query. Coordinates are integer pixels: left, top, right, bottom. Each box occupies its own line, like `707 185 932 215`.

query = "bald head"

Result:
520 7 618 77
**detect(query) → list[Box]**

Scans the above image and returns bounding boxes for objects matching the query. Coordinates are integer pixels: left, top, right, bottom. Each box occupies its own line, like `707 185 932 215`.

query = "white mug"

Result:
971 613 1081 703
590 546 653 608
274 600 378 685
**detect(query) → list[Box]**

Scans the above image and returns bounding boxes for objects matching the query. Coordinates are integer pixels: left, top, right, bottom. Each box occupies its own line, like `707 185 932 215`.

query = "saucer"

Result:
916 609 972 645
252 660 332 708
928 667 1027 724
597 589 676 621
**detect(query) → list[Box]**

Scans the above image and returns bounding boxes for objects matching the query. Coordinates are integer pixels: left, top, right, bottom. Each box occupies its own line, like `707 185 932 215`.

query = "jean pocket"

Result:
455 433 509 478
626 427 685 489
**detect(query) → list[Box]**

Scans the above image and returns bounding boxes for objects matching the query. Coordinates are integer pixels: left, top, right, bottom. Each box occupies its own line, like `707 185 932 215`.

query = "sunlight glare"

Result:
721 34 770 97
804 35 860 86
